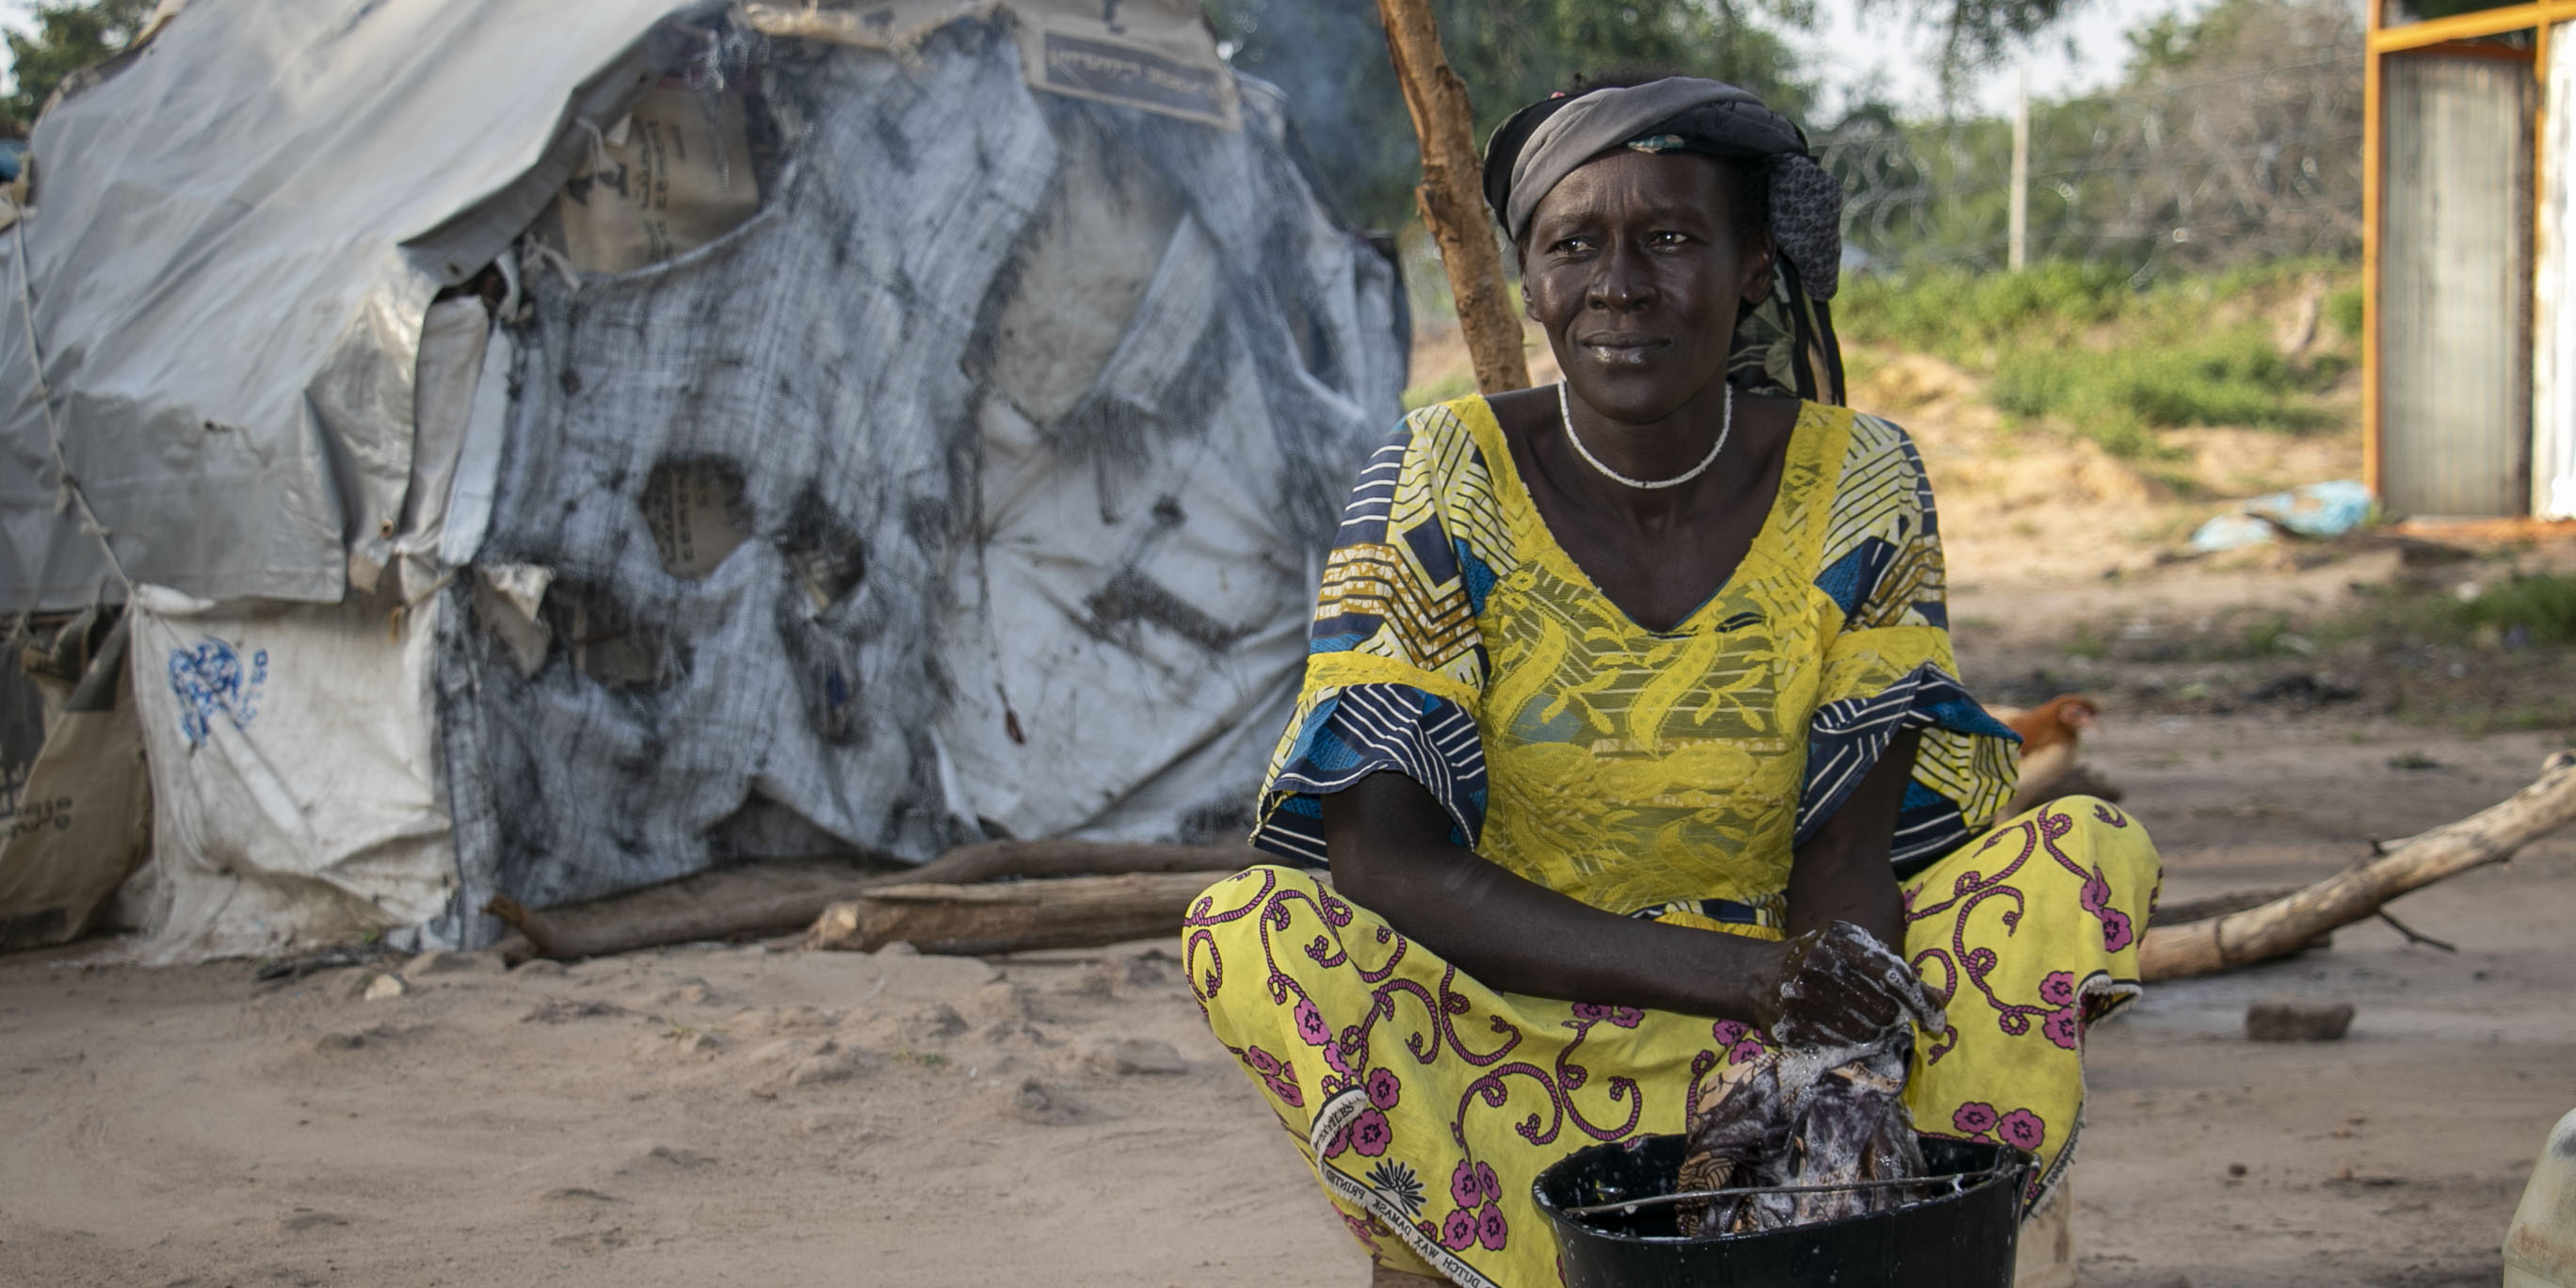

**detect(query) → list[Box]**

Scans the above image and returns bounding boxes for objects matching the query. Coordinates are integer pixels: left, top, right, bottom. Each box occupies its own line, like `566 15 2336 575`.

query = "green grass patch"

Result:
1838 260 2357 455
1839 346 1886 390
2238 615 2324 659
1842 261 2133 355
2325 282 2365 341
2459 574 2576 647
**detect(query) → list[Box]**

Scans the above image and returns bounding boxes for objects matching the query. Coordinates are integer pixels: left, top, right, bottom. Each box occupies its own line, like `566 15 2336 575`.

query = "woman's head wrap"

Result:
1483 77 1848 405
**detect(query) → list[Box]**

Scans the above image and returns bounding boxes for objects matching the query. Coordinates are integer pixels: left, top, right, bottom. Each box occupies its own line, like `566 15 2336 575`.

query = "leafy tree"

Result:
1203 0 2142 230
1207 0 1813 227
2074 0 2362 270
1868 0 2085 91
3 0 157 133
1823 0 2359 274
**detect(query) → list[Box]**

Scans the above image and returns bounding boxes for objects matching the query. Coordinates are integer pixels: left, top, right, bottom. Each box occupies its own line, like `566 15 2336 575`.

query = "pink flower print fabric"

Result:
1188 796 2159 1283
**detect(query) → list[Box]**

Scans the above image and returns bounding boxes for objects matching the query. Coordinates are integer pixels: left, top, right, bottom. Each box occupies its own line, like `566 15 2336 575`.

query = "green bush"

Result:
2460 575 2576 647
1839 263 2131 355
2117 336 2322 430
1839 260 2356 451
2324 282 2365 341
1986 356 2068 420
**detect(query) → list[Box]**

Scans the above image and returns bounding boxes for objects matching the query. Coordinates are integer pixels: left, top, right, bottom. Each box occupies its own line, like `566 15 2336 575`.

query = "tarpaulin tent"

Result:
0 0 1404 959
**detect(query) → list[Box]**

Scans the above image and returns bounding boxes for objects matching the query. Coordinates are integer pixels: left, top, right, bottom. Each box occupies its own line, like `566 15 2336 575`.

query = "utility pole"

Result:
2008 56 2030 272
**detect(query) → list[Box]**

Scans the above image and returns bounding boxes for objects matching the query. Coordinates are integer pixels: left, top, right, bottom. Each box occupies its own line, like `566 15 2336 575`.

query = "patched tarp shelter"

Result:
0 0 1404 959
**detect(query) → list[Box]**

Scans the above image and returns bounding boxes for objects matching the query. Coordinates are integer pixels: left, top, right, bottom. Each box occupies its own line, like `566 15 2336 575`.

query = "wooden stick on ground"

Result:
489 843 1253 961
1376 0 1529 394
893 840 1252 887
488 891 820 962
805 871 1220 957
2139 751 2576 981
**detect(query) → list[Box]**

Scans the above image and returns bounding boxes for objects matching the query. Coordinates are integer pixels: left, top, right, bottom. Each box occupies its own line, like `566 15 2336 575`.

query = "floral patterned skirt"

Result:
1185 797 2161 1288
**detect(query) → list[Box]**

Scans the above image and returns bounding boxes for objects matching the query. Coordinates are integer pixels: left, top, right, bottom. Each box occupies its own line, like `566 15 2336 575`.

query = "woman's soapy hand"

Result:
1757 920 1943 1049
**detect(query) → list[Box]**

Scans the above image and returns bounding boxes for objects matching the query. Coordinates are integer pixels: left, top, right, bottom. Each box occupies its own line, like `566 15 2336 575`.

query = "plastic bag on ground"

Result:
2242 479 2374 539
2189 511 2282 552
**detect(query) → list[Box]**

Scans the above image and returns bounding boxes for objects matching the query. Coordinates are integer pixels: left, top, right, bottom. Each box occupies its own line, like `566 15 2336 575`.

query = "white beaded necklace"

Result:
1558 379 1732 491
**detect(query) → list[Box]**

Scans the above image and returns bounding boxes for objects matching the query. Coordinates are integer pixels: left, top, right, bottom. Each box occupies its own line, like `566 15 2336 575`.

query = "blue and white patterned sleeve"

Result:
1794 414 2021 876
1249 401 1507 866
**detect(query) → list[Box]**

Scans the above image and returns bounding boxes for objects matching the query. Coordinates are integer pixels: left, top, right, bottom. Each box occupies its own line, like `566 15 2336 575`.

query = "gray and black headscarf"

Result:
1483 77 1848 405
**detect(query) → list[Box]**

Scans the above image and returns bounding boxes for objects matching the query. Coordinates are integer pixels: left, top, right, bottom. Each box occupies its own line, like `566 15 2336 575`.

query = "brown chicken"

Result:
1992 695 2104 817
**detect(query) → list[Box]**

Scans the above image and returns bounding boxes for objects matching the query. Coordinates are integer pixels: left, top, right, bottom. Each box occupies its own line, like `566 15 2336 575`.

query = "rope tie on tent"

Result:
387 568 456 641
522 238 581 292
525 121 599 295
697 32 736 192
578 118 613 179
10 210 134 594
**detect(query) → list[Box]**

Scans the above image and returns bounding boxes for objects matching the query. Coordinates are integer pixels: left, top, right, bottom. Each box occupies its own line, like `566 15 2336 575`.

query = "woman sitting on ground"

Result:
1185 76 2162 1287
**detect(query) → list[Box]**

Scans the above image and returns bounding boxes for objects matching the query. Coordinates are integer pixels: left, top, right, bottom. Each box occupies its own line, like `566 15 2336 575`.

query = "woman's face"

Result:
1521 151 1774 425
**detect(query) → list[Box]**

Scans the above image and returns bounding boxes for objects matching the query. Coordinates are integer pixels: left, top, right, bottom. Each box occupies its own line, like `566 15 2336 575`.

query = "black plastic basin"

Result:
1533 1134 2032 1287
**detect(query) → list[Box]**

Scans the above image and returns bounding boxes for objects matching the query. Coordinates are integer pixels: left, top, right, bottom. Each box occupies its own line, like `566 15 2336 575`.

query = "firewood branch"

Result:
805 871 1218 957
488 842 1251 961
2138 751 2576 981
2373 908 2456 953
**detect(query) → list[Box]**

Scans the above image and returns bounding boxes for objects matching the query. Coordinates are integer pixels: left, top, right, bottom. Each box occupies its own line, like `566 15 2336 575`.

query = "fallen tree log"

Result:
486 860 890 962
806 871 1220 956
2139 751 2576 981
490 843 1254 961
2147 885 2332 959
892 839 1251 887
2153 885 2304 926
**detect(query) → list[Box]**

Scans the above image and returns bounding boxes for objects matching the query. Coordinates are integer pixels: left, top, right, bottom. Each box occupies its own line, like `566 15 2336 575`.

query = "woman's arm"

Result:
1321 771 1790 1023
1782 727 1921 946
1320 727 1928 1034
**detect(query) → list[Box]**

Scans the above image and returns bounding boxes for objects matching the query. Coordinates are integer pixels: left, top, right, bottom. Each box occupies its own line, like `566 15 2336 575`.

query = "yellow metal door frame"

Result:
2365 1 2566 506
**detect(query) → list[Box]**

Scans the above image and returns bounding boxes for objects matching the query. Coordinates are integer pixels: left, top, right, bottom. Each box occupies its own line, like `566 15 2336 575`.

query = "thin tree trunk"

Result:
1376 0 1530 394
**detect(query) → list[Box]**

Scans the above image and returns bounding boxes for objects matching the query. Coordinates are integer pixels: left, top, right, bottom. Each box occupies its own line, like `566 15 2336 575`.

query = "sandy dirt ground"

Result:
7 346 2574 1286
2057 716 2575 1288
6 641 2571 1288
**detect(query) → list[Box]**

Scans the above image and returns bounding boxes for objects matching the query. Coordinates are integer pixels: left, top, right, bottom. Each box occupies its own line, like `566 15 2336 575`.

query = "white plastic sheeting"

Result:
1 0 1401 957
436 20 1404 931
121 586 456 963
0 0 702 609
2537 23 2576 521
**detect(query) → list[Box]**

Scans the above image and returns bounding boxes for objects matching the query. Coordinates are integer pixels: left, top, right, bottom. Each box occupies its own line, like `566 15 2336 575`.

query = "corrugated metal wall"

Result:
2537 24 2576 519
2380 49 2535 518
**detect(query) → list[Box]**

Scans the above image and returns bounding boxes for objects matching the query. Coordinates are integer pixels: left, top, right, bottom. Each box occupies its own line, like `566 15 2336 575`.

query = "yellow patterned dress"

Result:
1186 395 2161 1287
